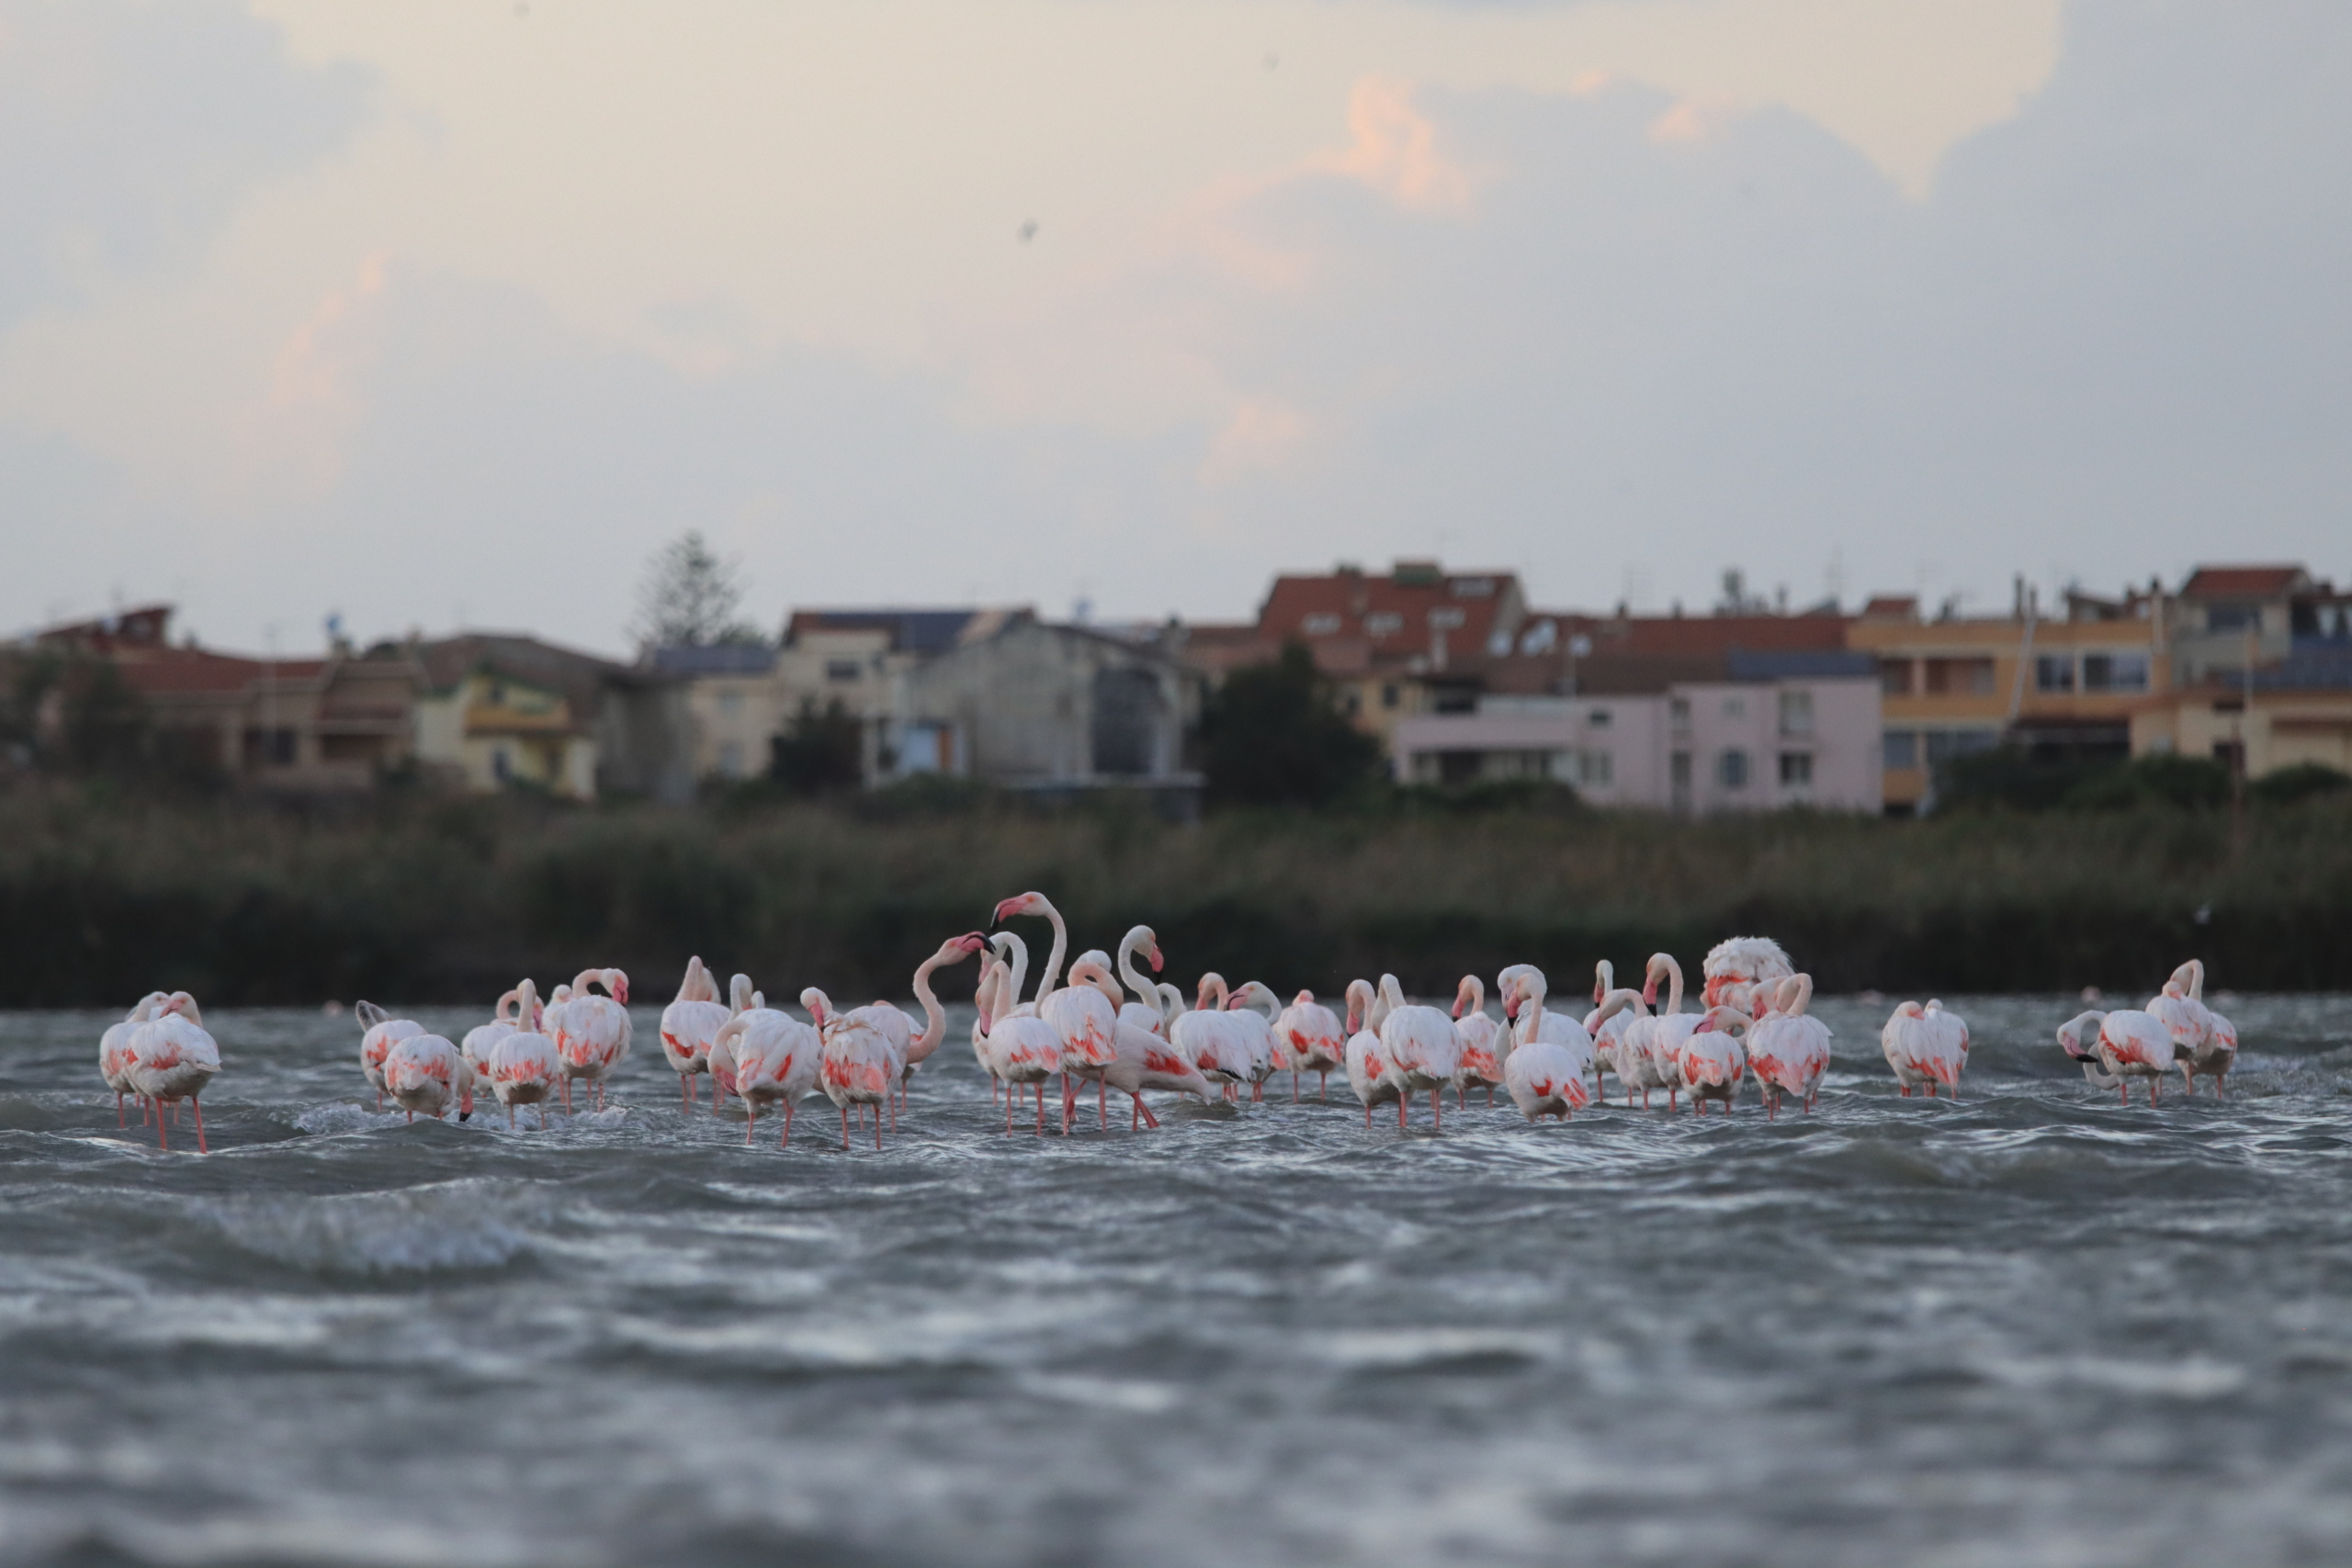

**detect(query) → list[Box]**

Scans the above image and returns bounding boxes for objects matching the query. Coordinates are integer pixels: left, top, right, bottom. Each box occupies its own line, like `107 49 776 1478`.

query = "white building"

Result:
1391 650 1883 813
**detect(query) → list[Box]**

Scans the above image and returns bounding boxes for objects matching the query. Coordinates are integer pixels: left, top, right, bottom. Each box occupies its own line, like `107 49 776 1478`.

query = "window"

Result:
1587 708 1611 728
1579 750 1613 786
487 682 506 706
1341 689 1362 717
1880 660 1913 695
1670 751 1692 788
1363 612 1403 636
1779 751 1814 786
825 659 861 682
1427 607 1466 630
716 689 743 716
1718 749 1750 789
1926 658 1996 695
718 741 746 777
1520 620 1557 655
1778 690 1815 738
1724 697 1747 718
2207 604 2257 632
1380 683 1400 709
1924 728 1997 767
1669 697 1691 734
2034 655 2075 694
2082 653 2149 693
1451 578 1496 598
492 746 512 783
1302 613 1341 636
1883 730 1919 771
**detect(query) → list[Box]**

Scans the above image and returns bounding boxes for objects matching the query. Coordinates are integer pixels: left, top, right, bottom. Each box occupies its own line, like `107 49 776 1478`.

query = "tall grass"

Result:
3 784 2346 1006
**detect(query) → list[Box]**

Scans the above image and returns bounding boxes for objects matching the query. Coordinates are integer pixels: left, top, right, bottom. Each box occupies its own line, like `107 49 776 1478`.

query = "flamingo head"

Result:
1694 1004 1748 1037
163 991 200 1023
1452 976 1479 1021
1148 943 1164 973
2056 1010 2105 1060
1896 999 1926 1019
944 931 989 961
800 987 830 1027
993 892 1045 924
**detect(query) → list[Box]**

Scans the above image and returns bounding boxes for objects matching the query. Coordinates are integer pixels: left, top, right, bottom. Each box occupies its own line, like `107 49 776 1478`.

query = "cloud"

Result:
1312 76 1483 215
1200 398 1313 487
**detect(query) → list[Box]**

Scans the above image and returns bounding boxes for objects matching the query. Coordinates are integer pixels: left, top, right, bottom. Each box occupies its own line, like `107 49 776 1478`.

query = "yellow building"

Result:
2132 660 2352 777
1845 588 2169 813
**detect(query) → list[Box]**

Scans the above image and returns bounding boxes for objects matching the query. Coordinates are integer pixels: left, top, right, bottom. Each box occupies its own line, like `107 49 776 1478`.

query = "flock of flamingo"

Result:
92 892 2241 1155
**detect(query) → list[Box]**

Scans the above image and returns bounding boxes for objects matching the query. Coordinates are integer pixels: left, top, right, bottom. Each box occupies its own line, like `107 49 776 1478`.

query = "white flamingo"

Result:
1274 989 1347 1102
974 967 1063 1136
1170 975 1256 1104
1451 976 1504 1109
100 991 169 1129
2056 1008 2175 1106
1623 953 1703 1112
1746 975 1833 1118
461 987 532 1091
356 1000 423 1112
1073 955 1216 1127
486 979 563 1129
2151 960 2237 1097
707 973 755 1111
660 957 730 1111
1219 981 1281 1101
550 968 630 1112
125 992 220 1153
1497 967 1600 1117
995 892 1117 1133
384 1033 475 1123
1882 999 1968 1100
1504 972 1629 1122
813 991 898 1152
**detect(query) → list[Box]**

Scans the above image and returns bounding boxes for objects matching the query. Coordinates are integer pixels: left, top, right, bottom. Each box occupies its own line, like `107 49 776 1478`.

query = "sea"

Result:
3 991 2349 1567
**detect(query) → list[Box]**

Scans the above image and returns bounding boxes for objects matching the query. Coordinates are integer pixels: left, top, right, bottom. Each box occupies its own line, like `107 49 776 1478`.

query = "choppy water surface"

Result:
6 992 2352 1567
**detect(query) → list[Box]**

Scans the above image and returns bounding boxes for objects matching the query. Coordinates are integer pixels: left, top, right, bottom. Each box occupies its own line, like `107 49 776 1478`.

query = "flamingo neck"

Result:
910 953 949 1055
1031 897 1069 1007
1117 931 1155 1006
1660 957 1684 1016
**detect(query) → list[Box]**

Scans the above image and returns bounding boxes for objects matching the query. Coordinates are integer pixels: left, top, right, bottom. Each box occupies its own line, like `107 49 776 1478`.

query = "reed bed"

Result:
3 786 2346 1007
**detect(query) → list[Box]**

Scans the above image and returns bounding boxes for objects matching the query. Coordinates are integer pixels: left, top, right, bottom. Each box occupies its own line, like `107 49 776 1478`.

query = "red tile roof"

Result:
1257 565 1523 671
2180 565 2312 598
1861 595 1918 620
1597 612 1850 658
115 649 327 695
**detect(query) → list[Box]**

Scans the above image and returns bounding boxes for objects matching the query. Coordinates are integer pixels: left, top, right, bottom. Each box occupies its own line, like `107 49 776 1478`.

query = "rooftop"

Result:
2180 565 2314 599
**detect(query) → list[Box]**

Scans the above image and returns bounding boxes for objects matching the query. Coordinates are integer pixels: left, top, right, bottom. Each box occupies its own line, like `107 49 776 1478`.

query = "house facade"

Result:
412 634 691 802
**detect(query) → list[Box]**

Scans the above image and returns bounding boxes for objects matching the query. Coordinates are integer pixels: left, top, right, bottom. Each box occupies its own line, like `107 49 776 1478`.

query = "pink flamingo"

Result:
1342 978 1400 1130
1701 936 1793 1014
718 997 821 1146
1881 999 1967 1100
461 987 532 1090
2057 1008 2175 1105
1682 1006 1750 1114
1450 976 1504 1109
1170 976 1255 1104
100 992 169 1128
385 1033 475 1123
1378 975 1462 1131
486 979 563 1129
1625 953 1704 1112
551 968 630 1112
356 1001 423 1112
2151 960 2237 1097
706 974 755 1112
995 892 1117 1132
1274 989 1347 1102
1746 974 1833 1117
1504 971 1629 1122
1221 982 1281 1101
660 957 730 1111
974 962 1063 1135
1074 954 1216 1127
125 992 220 1152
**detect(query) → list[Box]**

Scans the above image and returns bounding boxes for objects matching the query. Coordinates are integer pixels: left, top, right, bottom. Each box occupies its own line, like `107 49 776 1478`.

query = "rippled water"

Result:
6 992 2352 1567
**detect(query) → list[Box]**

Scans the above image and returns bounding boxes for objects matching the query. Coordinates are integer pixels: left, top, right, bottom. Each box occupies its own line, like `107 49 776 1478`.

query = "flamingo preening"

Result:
1745 975 1832 1118
549 968 630 1112
1274 989 1347 1102
486 979 563 1130
356 1001 423 1113
2057 1008 2176 1106
660 957 730 1111
384 1033 475 1123
125 992 220 1152
100 991 169 1129
1882 999 1967 1100
1451 976 1504 1109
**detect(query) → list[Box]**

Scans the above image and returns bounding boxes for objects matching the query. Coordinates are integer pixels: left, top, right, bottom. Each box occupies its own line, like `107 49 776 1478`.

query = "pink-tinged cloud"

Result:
1198 397 1309 488
233 252 390 496
1312 76 1480 217
1649 98 1744 146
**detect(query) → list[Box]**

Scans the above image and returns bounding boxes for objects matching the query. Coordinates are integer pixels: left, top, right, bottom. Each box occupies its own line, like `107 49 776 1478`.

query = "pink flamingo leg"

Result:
1320 1071 1329 1102
154 1102 170 1152
783 1098 795 1145
192 1100 208 1154
745 1100 756 1145
1432 1089 1442 1132
1035 1083 1046 1136
841 1104 852 1151
874 1103 882 1150
1099 1080 1108 1129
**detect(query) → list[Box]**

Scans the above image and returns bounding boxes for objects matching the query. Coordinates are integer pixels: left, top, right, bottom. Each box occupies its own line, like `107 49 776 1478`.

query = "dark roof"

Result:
411 633 637 713
785 608 1027 655
2180 565 2312 599
1601 612 1851 657
650 644 776 676
1860 595 1918 620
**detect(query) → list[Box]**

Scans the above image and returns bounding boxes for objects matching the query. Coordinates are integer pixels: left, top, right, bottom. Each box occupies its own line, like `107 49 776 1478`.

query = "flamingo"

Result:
550 968 630 1112
1881 999 1967 1100
706 973 755 1112
1110 925 1170 1040
809 991 898 1152
125 992 220 1152
1587 986 1649 1106
1746 974 1833 1118
1222 981 1287 1101
1451 976 1504 1109
1274 990 1347 1102
1074 955 1216 1127
994 892 1117 1133
356 1001 424 1112
896 931 990 1104
460 988 532 1091
802 987 900 1139
1343 978 1401 1130
974 967 1063 1136
1378 975 1462 1131
486 980 563 1129
1497 967 1600 1119
100 991 169 1128
1701 936 1793 1014
2056 1009 2175 1105
1682 1006 1750 1114
660 957 730 1111
384 1033 475 1123
718 998 822 1146
1170 976 1256 1104
1503 972 1628 1122
2150 961 2237 1097
1622 953 1703 1112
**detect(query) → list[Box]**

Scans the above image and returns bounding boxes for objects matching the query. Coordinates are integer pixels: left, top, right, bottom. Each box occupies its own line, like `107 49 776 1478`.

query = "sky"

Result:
2 0 2346 657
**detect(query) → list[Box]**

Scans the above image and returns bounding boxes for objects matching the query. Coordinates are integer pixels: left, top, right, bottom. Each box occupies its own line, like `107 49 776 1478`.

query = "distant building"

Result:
776 608 1027 783
411 633 690 802
2166 565 2315 684
1846 581 2169 814
28 604 419 790
1391 645 1882 813
647 642 783 783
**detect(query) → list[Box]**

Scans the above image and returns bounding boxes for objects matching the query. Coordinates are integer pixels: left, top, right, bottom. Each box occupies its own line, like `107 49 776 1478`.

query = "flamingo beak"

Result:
1148 946 1163 973
1452 997 1466 1020
1504 997 1521 1020
1641 980 1658 1006
992 897 1025 924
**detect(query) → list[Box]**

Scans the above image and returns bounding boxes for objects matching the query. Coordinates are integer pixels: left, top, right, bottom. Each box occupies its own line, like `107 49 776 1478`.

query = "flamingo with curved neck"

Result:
993 891 1069 1009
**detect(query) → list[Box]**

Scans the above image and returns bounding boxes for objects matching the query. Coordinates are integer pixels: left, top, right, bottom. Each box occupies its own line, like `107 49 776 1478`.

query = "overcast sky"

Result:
3 0 2346 656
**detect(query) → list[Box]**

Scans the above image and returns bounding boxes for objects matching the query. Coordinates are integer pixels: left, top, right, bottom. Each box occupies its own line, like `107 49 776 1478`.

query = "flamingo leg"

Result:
841 1103 852 1151
1293 1071 1300 1103
1100 1079 1107 1130
155 1101 169 1152
115 1091 125 1128
1036 1083 1046 1137
1397 1093 1408 1131
192 1099 208 1154
783 1098 796 1145
1321 1071 1329 1102
1432 1089 1442 1132
746 1100 756 1145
